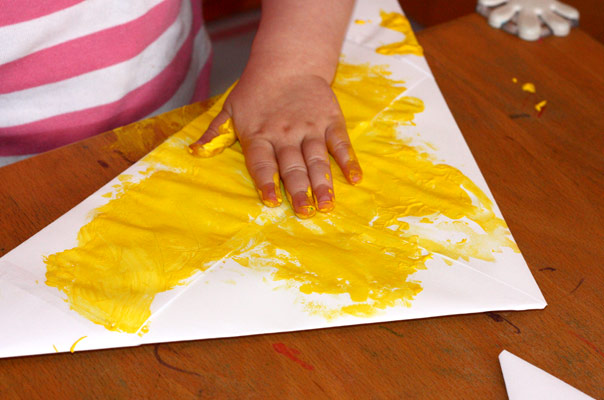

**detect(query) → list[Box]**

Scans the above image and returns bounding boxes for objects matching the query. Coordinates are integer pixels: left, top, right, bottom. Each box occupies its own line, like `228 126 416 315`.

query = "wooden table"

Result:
401 0 604 44
1 14 602 399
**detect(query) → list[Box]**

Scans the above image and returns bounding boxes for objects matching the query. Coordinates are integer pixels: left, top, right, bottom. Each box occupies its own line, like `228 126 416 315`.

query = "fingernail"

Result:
347 161 363 184
287 189 316 219
296 203 316 219
317 200 334 212
300 188 317 218
349 170 362 184
315 190 335 213
259 184 282 207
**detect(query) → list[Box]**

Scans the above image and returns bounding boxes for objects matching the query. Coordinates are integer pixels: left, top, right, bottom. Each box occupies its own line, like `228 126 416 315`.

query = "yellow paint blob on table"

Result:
45 61 517 333
70 336 87 353
535 100 547 112
376 10 423 56
522 82 536 93
512 77 518 83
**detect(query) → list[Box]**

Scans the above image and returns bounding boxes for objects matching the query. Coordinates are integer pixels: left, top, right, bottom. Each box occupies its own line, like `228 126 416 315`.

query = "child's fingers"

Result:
241 138 282 207
326 121 362 185
189 109 232 157
302 137 334 212
275 143 316 219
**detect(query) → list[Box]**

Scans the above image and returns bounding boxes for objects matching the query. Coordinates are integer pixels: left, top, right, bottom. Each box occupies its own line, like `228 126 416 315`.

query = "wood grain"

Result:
1 14 603 400
400 0 604 44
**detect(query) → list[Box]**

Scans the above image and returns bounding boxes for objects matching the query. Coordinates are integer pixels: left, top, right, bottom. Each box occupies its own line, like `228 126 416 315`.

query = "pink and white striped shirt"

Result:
0 0 212 156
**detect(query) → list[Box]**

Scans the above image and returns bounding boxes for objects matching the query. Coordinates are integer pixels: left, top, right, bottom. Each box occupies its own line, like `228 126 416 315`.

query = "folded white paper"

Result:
499 350 594 400
0 0 546 359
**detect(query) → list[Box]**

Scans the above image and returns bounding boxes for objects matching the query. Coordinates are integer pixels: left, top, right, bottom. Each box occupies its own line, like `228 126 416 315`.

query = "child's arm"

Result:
192 0 359 219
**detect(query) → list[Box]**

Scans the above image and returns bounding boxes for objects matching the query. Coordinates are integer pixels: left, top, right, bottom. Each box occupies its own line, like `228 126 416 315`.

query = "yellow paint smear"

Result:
376 11 423 57
70 336 87 353
535 100 547 112
45 62 517 333
189 118 237 157
108 101 210 163
522 82 536 93
53 344 58 353
355 19 371 25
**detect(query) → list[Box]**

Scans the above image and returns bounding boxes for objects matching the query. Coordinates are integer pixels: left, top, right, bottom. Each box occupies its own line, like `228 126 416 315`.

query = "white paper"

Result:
0 0 546 359
499 350 595 400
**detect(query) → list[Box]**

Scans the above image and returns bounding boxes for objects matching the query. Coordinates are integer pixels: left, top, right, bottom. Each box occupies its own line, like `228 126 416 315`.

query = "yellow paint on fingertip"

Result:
296 205 316 219
522 82 536 93
376 11 423 56
70 336 87 353
273 174 283 205
291 187 316 218
257 184 281 207
317 201 335 213
347 163 363 184
262 194 282 208
189 119 237 157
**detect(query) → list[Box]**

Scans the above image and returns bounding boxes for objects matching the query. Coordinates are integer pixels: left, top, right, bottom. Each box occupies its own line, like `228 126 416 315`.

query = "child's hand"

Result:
191 0 356 218
191 70 362 218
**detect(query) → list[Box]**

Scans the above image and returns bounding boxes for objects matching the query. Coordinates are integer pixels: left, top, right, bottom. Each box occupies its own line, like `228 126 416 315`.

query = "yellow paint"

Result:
522 82 536 93
354 19 371 25
53 344 58 353
70 336 87 353
256 173 283 207
512 77 518 83
107 101 210 163
45 61 517 333
535 100 547 112
272 172 283 206
376 11 424 57
137 324 149 337
285 186 316 219
189 119 237 157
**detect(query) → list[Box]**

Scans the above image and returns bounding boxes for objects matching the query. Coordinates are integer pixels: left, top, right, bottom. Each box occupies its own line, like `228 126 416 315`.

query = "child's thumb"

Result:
189 109 237 157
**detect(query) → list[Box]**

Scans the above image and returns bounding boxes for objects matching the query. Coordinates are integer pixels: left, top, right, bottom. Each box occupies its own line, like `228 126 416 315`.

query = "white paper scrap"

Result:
499 350 595 400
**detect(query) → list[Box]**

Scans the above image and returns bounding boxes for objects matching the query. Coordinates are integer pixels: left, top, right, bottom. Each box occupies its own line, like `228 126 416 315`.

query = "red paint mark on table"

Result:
273 343 315 371
569 331 604 359
537 106 546 118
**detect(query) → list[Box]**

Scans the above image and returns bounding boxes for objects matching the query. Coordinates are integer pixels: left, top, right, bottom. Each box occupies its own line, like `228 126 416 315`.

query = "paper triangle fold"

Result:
499 350 594 400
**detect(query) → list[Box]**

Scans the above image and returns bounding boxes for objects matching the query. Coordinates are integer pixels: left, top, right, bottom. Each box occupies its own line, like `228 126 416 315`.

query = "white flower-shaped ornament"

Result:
477 0 579 41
